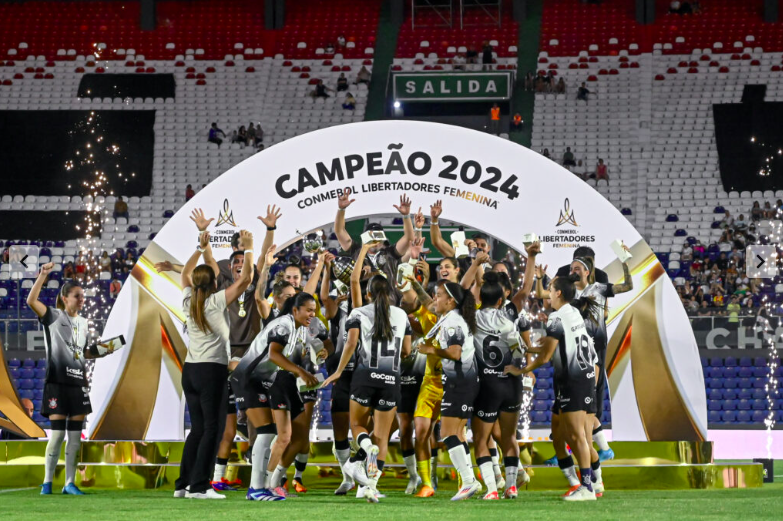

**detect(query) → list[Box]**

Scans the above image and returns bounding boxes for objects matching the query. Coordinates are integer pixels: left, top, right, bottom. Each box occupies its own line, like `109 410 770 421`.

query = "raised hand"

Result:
414 207 425 229
409 236 425 260
337 188 356 210
265 244 277 267
475 251 490 265
199 231 210 250
40 262 54 275
430 199 443 220
258 204 282 228
189 208 214 231
416 260 430 286
239 230 254 250
393 193 412 216
322 251 336 266
525 241 541 257
154 260 174 273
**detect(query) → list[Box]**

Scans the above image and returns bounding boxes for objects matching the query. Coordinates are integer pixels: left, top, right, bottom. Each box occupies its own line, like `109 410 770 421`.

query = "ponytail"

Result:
57 281 82 311
571 295 603 325
479 271 504 309
444 282 477 334
369 275 393 342
189 265 216 334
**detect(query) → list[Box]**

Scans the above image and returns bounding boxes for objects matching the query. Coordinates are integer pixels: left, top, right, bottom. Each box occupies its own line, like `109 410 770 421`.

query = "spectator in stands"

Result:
466 45 478 64
452 53 466 71
247 123 257 146
356 66 371 85
776 199 783 215
489 103 501 135
110 278 122 299
524 71 535 91
734 214 748 231
535 74 547 93
100 251 112 273
715 252 729 271
1 248 8 263
342 92 357 110
325 42 335 54
337 34 346 48
186 184 195 202
577 82 590 103
562 147 576 167
63 261 75 280
542 148 551 159
763 201 774 219
255 123 264 145
555 77 566 94
237 126 249 146
481 41 494 70
751 201 763 222
720 210 734 229
337 73 349 91
511 113 523 132
124 251 136 270
229 130 240 145
593 158 609 184
75 253 87 281
696 300 711 316
0 398 34 439
693 240 705 258
544 71 555 92
113 196 129 220
718 231 733 252
730 247 743 264
313 79 333 99
208 122 226 147
681 242 693 262
112 249 125 271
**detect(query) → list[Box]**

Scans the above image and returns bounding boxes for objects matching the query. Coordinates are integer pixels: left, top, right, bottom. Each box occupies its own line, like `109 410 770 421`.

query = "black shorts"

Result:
331 371 353 414
42 382 92 418
441 376 479 419
398 376 422 415
350 381 400 412
226 381 237 413
473 376 523 423
269 372 305 419
301 389 317 403
552 373 597 415
235 378 272 411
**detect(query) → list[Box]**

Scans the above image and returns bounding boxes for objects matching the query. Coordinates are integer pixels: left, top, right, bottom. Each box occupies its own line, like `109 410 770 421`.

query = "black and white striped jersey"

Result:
346 303 411 386
545 304 598 384
473 308 522 379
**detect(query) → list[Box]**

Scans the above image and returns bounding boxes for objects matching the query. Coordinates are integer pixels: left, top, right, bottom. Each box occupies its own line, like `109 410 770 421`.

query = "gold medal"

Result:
238 307 247 318
238 293 247 318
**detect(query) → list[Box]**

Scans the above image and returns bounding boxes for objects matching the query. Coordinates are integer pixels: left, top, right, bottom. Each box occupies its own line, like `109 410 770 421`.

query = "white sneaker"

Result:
363 486 380 503
334 480 355 495
173 489 187 498
344 460 371 487
405 475 421 495
594 480 605 496
356 485 366 498
365 445 380 476
517 469 531 486
450 480 482 501
185 489 226 499
562 485 596 502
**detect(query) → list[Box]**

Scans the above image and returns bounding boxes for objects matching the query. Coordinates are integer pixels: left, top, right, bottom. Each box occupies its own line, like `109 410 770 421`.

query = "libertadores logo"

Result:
216 199 238 227
556 198 578 227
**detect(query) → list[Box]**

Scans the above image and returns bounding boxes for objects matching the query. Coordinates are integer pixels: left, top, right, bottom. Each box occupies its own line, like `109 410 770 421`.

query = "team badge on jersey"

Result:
276 325 289 337
48 398 58 409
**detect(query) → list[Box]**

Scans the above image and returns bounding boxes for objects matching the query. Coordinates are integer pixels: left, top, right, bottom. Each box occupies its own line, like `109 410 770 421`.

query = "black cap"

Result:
365 222 384 232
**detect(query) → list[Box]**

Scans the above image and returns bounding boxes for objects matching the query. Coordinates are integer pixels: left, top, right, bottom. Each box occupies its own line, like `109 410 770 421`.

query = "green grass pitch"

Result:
1 470 782 521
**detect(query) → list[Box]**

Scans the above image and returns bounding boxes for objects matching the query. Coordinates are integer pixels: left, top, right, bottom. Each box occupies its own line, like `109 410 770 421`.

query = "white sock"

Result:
479 460 497 494
294 453 308 480
44 429 65 483
593 430 610 452
335 446 352 482
213 463 227 482
505 466 518 488
251 432 275 490
447 445 474 485
490 450 502 479
65 430 81 486
358 434 374 454
563 466 580 487
594 462 603 483
403 454 418 481
265 469 274 489
271 464 287 489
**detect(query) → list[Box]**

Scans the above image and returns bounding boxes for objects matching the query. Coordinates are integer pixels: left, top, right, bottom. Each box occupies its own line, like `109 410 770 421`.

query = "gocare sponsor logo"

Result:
371 372 395 383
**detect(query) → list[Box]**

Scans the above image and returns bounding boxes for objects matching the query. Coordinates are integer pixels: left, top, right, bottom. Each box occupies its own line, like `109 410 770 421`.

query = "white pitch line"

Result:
0 487 36 494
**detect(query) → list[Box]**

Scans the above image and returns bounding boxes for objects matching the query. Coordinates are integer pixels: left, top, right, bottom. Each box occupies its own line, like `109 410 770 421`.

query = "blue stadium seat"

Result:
754 357 768 367
751 399 766 410
33 389 43 400
34 379 44 390
723 378 738 389
722 399 736 410
739 357 752 367
721 410 737 423
708 410 721 423
737 410 752 423
707 400 722 411
600 411 610 423
535 389 548 400
538 379 551 389
19 379 34 390
752 378 766 389
723 366 738 378
752 389 766 400
709 367 724 378
700 357 708 367
725 357 737 367
753 367 769 378
738 367 753 378
22 358 34 368
531 411 547 424
737 389 752 400
9 367 21 379
533 400 548 411
737 399 751 410
34 368 46 379
709 358 723 367
603 399 611 412
19 368 33 379
708 389 722 400
19 389 34 400
752 411 767 423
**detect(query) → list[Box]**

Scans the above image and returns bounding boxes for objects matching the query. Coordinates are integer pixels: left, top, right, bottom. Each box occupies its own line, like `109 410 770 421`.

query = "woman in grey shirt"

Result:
174 209 254 500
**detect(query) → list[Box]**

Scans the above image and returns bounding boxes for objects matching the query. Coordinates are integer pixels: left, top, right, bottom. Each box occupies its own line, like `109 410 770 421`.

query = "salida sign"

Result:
393 72 513 102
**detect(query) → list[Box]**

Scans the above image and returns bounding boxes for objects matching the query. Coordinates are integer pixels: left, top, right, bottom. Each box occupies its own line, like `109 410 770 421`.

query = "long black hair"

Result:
551 274 603 324
479 271 505 309
444 282 477 333
280 291 315 317
368 274 394 342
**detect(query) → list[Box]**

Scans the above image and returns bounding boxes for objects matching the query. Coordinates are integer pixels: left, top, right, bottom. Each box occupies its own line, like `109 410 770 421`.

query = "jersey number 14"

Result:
370 338 402 372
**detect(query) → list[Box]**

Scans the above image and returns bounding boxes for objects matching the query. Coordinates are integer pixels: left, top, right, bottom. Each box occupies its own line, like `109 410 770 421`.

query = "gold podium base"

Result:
0 440 763 490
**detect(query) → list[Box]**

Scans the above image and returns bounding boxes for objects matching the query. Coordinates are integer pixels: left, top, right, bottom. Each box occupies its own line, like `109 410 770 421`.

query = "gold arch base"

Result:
0 440 762 490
